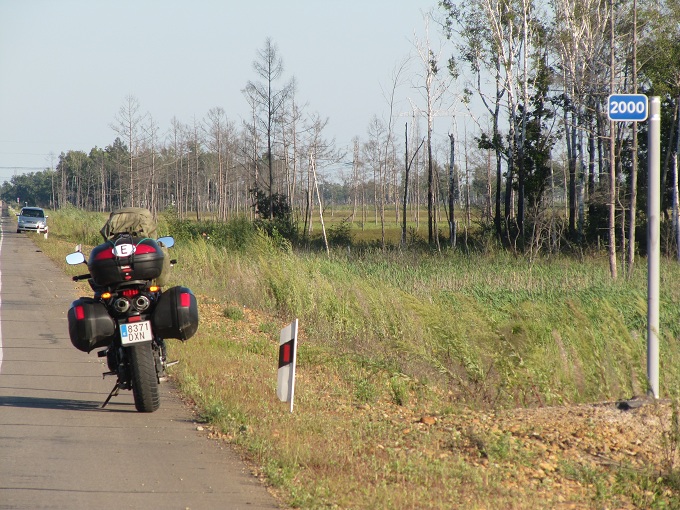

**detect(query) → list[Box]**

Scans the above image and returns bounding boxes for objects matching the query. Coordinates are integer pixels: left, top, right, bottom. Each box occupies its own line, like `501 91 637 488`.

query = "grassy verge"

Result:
34 208 680 508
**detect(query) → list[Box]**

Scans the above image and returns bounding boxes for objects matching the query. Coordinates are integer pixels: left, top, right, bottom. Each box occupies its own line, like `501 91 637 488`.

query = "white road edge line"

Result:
0 217 4 373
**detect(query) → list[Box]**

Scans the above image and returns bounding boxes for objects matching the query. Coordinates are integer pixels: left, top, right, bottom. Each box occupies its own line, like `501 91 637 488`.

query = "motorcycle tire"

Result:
129 343 160 412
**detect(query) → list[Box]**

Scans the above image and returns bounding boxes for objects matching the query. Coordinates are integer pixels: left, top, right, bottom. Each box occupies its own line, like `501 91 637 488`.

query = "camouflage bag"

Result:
99 207 170 286
100 207 158 241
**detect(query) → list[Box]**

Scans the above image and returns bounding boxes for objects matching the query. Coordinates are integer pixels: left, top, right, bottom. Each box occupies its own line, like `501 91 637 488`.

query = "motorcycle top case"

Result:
88 236 165 286
68 297 116 352
151 286 199 341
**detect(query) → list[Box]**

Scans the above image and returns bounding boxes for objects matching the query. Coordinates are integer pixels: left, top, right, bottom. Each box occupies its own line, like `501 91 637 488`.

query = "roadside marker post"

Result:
276 319 298 413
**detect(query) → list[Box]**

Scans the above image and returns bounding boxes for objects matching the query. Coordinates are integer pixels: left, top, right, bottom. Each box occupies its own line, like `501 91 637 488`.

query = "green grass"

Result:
35 207 680 509
41 204 680 405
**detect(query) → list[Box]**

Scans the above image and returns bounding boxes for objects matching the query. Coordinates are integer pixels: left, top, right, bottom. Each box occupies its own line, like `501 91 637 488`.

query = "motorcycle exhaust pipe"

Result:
133 295 151 312
113 297 130 313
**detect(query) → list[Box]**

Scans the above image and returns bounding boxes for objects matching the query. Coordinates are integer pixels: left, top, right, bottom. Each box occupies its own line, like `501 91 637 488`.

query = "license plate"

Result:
120 321 153 345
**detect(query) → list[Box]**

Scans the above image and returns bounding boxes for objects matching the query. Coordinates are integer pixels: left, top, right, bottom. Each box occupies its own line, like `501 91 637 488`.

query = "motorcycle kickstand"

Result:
101 382 121 408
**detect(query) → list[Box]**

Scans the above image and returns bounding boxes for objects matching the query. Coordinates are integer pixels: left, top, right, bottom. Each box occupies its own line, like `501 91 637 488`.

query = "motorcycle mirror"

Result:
157 236 175 248
65 252 86 265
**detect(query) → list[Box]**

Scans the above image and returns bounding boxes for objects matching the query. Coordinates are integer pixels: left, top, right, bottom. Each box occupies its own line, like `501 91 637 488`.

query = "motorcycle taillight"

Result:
134 243 158 255
93 248 115 261
122 289 139 298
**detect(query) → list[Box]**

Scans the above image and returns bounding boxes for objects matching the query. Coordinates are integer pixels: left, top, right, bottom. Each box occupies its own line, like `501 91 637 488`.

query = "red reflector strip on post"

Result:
278 339 295 368
75 305 85 320
180 292 191 308
276 319 298 412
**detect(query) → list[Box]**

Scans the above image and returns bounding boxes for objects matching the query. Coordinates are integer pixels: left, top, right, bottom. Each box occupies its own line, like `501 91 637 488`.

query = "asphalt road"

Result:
0 209 280 510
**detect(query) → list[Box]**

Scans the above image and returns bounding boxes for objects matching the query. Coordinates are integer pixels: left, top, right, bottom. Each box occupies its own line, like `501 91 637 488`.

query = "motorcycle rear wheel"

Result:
129 343 160 412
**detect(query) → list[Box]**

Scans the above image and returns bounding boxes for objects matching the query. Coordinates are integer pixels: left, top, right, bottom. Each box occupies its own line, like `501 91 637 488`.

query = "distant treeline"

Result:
2 1 679 265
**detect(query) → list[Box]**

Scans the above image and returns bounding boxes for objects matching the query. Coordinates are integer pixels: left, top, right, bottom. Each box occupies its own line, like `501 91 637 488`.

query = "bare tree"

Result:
441 0 507 240
243 38 294 220
300 112 340 242
141 112 160 214
167 116 188 218
204 107 236 220
402 122 425 244
413 14 451 246
110 95 145 207
608 0 618 279
377 59 409 248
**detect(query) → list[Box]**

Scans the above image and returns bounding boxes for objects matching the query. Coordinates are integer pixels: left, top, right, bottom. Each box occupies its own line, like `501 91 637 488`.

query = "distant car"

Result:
17 207 48 233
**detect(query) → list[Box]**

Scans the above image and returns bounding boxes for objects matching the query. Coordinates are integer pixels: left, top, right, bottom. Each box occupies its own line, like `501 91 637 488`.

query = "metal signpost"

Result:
647 97 661 399
608 94 659 398
607 94 661 398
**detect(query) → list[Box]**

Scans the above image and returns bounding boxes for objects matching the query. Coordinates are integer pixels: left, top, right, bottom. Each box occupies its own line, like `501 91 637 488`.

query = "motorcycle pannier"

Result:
88 237 165 286
151 286 199 341
68 297 116 352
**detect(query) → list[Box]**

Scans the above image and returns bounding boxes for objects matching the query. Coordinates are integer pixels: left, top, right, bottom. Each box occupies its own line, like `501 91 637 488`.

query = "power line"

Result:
0 166 48 170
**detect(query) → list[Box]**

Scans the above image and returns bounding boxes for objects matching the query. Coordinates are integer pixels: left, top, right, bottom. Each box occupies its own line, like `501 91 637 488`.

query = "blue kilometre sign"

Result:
608 94 648 122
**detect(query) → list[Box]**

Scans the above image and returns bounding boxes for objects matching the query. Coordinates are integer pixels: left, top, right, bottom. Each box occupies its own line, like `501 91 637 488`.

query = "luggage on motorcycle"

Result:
100 207 158 241
68 297 116 352
88 236 165 286
151 286 199 341
97 208 170 286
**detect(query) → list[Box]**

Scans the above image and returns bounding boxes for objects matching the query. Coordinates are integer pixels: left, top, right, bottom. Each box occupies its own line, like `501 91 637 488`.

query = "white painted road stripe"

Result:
0 220 4 372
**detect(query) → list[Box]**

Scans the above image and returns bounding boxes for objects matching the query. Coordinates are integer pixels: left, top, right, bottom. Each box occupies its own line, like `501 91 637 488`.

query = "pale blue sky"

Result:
0 0 446 183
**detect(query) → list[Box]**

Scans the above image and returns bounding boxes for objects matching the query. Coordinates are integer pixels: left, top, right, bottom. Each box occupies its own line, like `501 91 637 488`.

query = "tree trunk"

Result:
402 123 409 245
628 0 638 276
448 133 456 248
608 0 617 279
675 98 680 261
310 152 329 256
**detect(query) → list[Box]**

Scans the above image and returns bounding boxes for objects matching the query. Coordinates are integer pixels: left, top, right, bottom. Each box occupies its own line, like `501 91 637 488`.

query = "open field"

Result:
31 206 680 508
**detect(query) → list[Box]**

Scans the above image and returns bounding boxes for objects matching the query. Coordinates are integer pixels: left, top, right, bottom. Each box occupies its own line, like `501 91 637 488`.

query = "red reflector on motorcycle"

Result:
93 248 115 261
180 292 191 307
75 305 85 320
127 315 142 323
134 243 158 254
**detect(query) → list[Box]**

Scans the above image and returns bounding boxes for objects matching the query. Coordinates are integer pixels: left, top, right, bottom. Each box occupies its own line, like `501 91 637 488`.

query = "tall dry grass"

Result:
35 208 680 508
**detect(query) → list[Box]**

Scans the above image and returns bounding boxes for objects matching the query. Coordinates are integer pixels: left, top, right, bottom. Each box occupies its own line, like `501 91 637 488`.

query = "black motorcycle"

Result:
66 233 198 412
